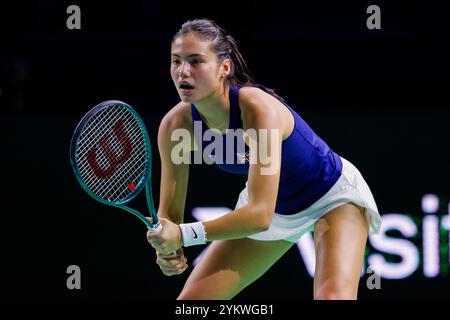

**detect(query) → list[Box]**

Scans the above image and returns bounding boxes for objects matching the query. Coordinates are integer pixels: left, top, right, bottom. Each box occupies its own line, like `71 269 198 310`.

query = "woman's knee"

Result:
314 280 358 300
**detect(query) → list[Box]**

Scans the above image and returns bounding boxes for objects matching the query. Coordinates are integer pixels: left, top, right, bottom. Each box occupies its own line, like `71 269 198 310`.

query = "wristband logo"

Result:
191 227 198 239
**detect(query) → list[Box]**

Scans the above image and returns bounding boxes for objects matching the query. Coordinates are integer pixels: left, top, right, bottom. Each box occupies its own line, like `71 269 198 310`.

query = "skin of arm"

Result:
147 102 191 259
201 87 283 240
148 87 286 255
156 102 192 224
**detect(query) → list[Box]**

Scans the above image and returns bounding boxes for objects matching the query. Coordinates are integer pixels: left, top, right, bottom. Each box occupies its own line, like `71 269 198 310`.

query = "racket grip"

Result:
149 222 162 232
147 223 178 257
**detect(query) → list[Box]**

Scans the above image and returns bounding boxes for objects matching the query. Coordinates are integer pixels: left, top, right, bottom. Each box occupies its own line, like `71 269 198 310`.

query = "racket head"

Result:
70 100 152 207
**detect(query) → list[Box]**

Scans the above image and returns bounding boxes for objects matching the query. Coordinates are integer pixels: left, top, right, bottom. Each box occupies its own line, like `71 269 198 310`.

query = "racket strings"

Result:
81 109 147 201
79 109 128 173
92 134 147 200
76 105 149 202
78 107 131 176
98 119 147 198
81 112 135 178
78 109 128 177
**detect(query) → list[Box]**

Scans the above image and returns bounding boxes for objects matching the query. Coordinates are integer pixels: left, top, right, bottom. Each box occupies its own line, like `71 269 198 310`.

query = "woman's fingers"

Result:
159 261 188 276
164 263 188 276
160 261 187 273
146 230 162 244
156 253 188 276
159 251 179 258
157 255 187 267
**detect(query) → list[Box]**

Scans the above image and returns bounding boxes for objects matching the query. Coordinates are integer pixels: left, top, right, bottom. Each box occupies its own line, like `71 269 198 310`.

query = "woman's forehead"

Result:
171 33 213 56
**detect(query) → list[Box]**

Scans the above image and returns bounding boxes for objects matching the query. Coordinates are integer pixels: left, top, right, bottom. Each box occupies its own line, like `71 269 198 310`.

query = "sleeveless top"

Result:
191 83 342 215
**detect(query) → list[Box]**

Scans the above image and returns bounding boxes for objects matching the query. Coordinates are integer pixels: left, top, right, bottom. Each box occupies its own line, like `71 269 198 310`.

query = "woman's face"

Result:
170 32 228 103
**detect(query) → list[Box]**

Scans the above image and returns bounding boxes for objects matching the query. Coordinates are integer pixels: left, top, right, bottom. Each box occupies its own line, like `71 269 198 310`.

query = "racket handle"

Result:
147 222 178 257
149 222 162 232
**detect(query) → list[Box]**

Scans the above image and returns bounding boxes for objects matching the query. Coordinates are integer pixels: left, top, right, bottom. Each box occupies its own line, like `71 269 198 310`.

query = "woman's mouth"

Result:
181 88 193 94
180 82 194 90
179 82 195 95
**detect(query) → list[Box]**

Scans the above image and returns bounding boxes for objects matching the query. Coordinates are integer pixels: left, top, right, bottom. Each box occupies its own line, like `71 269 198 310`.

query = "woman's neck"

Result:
194 82 230 131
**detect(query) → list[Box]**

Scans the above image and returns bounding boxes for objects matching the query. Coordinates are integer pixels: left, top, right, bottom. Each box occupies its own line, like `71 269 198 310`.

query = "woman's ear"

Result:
221 58 231 78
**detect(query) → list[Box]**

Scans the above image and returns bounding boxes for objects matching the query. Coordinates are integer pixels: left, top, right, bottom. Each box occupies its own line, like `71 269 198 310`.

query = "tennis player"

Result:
146 19 381 300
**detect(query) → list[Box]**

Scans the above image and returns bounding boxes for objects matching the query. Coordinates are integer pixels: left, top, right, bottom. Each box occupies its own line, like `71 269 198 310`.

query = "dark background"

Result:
1 0 449 301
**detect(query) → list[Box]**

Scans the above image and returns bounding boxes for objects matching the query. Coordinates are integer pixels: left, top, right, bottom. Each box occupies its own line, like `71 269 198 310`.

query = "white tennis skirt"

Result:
235 157 382 243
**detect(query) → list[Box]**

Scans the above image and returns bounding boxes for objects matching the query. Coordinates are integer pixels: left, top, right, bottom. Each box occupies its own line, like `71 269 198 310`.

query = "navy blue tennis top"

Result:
191 83 342 215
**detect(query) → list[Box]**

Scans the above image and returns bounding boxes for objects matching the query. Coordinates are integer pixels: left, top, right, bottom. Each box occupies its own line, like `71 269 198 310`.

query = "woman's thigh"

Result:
313 203 369 299
178 237 295 300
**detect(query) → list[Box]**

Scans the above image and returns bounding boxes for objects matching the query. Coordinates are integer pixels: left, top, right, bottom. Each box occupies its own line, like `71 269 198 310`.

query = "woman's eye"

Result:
172 59 180 65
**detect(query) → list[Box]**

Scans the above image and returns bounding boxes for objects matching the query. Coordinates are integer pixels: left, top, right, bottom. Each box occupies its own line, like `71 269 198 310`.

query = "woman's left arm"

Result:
202 88 283 239
148 88 284 254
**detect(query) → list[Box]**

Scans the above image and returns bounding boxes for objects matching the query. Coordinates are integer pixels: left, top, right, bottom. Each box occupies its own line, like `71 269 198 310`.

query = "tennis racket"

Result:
70 100 161 232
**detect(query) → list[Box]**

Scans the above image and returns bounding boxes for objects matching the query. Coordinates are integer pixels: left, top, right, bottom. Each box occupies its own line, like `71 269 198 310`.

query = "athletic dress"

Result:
191 83 381 242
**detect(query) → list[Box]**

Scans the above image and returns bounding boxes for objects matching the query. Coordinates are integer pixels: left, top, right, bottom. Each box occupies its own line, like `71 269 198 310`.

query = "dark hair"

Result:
172 18 284 101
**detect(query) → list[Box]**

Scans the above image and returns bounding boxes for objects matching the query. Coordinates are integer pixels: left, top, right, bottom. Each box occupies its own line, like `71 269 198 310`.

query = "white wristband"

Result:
179 222 207 247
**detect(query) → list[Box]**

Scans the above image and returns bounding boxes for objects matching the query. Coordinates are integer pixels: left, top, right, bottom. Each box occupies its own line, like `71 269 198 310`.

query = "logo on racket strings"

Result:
86 119 133 179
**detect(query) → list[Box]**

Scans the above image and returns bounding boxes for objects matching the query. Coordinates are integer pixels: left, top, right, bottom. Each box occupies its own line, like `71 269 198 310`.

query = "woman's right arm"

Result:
156 103 192 225
151 103 192 276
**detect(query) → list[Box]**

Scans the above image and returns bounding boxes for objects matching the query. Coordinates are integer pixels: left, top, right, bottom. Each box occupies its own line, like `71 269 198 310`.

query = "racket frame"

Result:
70 100 160 231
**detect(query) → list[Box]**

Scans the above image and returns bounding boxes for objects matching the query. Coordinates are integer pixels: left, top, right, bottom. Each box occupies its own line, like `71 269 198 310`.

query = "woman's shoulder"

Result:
159 101 193 134
238 85 265 102
238 85 282 117
238 85 294 139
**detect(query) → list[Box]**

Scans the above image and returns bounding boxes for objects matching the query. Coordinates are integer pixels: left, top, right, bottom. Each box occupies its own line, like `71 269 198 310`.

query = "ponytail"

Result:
224 34 255 86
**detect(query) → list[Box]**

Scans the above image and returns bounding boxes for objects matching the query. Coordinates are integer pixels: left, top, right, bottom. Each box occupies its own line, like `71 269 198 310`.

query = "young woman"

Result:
146 18 381 300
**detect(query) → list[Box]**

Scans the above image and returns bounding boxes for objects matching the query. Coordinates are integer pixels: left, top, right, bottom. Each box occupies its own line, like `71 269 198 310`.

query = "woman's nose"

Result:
178 62 190 78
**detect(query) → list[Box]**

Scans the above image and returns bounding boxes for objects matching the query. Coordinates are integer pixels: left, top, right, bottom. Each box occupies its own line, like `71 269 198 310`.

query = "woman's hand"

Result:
147 217 183 255
155 248 188 276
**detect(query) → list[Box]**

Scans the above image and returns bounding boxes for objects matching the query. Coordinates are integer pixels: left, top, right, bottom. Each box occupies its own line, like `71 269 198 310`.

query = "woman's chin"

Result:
179 95 197 103
180 96 193 103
